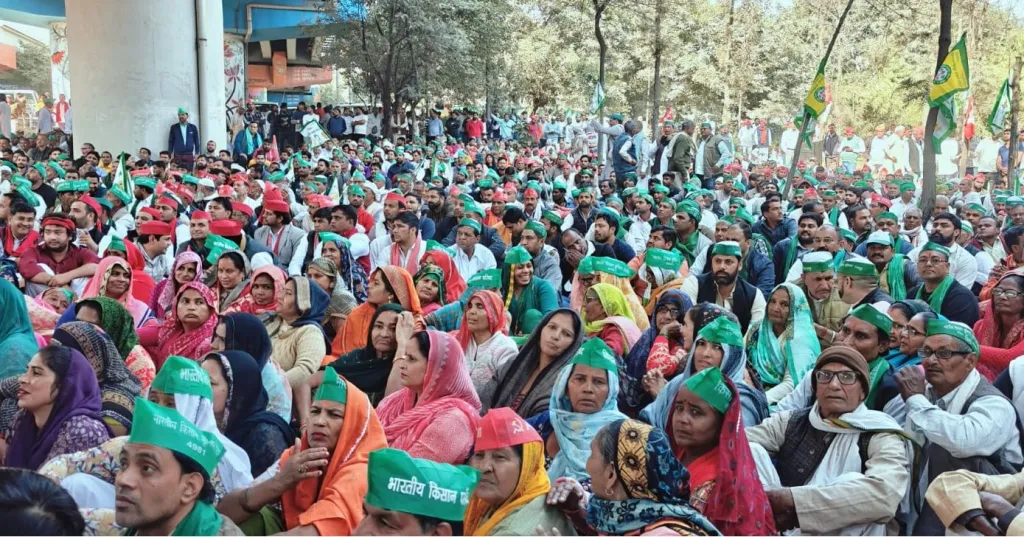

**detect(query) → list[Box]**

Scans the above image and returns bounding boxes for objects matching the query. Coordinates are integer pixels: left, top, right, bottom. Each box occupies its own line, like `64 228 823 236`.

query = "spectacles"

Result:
656 306 680 317
918 257 948 266
992 289 1023 298
918 347 970 360
815 370 859 385
901 325 923 337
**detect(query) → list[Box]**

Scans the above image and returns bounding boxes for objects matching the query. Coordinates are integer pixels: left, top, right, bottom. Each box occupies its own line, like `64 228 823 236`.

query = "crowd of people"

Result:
3 101 1024 537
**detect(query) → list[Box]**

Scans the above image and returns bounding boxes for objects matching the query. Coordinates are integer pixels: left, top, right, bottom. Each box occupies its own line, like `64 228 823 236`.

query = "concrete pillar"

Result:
195 0 226 151
65 0 226 155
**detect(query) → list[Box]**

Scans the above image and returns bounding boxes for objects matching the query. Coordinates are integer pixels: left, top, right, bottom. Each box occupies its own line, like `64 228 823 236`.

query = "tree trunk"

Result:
649 0 664 141
782 0 854 199
1010 58 1021 194
594 0 609 163
921 0 954 222
720 0 736 124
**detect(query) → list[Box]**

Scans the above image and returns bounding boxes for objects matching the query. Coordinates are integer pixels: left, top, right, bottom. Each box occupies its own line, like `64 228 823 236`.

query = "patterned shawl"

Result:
647 377 775 535
624 291 692 413
233 265 285 316
315 236 369 304
79 257 154 327
585 419 719 536
51 322 141 433
156 281 218 366
975 270 1024 350
375 330 481 463
413 264 447 309
151 251 203 316
78 297 140 359
207 250 252 314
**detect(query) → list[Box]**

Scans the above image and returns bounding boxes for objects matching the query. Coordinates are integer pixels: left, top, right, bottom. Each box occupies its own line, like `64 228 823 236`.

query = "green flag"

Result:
989 77 1012 135
590 81 606 114
933 96 957 153
113 152 133 193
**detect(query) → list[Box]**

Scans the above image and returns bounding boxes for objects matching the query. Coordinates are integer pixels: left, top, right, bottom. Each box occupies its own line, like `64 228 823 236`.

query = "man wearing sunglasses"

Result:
899 320 1023 535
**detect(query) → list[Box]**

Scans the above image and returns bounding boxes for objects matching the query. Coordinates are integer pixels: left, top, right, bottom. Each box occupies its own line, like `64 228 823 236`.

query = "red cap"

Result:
844 126 854 134
231 173 249 185
776 166 788 174
491 190 506 202
156 195 179 210
474 408 541 451
523 187 539 198
79 195 102 217
42 216 75 231
139 207 161 219
264 200 290 213
234 203 254 217
209 219 243 237
871 193 892 208
217 185 234 197
177 187 195 202
797 160 806 167
190 210 211 222
138 220 173 237
384 192 406 206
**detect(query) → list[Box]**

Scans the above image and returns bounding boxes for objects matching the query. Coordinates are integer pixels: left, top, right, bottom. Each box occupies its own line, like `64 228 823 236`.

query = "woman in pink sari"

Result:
76 257 155 328
232 265 286 316
138 281 218 368
148 251 202 317
375 324 481 464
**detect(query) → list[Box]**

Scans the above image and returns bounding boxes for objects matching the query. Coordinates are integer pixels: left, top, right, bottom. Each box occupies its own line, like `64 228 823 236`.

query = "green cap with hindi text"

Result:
504 245 533 266
458 217 482 234
129 398 224 476
925 319 979 355
920 242 950 259
678 200 702 221
151 356 213 400
697 316 743 347
366 448 478 521
315 367 348 404
838 257 878 277
135 178 157 190
875 212 897 223
645 248 682 272
849 304 892 334
583 256 635 278
541 210 563 226
425 240 454 257
524 220 547 239
467 269 502 290
683 367 733 414
570 337 617 373
802 251 833 273
464 202 485 218
865 231 892 247
711 241 742 259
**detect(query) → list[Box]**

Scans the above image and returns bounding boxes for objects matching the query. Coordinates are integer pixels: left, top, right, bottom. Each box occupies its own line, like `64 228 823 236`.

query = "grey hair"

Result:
936 195 950 205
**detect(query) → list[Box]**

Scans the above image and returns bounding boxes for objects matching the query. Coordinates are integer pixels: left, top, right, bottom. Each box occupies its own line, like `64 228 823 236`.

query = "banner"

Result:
804 59 828 119
300 119 331 149
933 97 957 153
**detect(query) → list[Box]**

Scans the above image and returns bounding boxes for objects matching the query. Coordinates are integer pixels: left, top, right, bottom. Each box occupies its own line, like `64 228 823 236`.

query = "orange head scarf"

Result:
422 250 467 302
330 266 422 356
279 381 388 535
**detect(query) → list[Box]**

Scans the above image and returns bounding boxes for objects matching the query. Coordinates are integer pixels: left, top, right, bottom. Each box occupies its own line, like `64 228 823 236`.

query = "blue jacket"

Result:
326 116 347 138
168 122 200 155
752 217 796 247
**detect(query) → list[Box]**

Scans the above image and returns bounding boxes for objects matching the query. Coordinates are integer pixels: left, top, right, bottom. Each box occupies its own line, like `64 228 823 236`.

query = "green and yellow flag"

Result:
803 59 827 120
929 32 970 107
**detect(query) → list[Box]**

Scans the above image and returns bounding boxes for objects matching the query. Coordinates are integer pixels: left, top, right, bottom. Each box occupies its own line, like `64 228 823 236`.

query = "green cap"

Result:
645 248 683 272
899 183 916 193
315 367 348 404
56 181 77 193
107 236 127 253
582 256 635 278
652 184 670 194
347 185 366 197
734 207 754 225
467 268 502 290
711 241 742 259
366 448 478 522
552 179 568 191
541 210 563 226
683 367 733 414
875 212 898 223
838 228 858 243
177 107 188 115
570 338 618 373
524 220 547 239
477 178 495 189
965 203 987 214
729 197 745 207
151 356 213 400
464 202 485 218
129 398 224 476
96 198 113 211
425 240 455 257
925 319 979 355
921 242 951 259
697 316 743 347
135 178 157 190
849 304 893 335
838 257 878 277
109 186 131 206
1008 197 1024 208
182 174 200 186
504 245 533 265
458 217 482 234
801 252 834 273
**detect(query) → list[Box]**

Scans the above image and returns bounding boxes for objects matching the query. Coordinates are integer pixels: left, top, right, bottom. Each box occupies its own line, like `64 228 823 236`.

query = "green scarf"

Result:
126 501 223 536
783 238 800 278
832 249 847 272
828 206 840 226
675 231 701 266
916 275 954 312
886 254 907 301
864 357 891 408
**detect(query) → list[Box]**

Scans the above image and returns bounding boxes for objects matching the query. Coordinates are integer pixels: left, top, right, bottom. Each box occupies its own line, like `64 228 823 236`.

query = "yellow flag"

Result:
929 32 970 107
803 60 827 120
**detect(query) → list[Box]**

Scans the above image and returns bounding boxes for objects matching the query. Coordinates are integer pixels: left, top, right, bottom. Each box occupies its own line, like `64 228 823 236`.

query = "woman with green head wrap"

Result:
72 296 157 392
502 246 559 335
744 282 820 405
413 264 447 316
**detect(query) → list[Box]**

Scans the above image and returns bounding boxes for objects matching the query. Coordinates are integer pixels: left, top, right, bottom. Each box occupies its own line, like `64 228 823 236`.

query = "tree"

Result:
11 41 51 95
921 0 953 221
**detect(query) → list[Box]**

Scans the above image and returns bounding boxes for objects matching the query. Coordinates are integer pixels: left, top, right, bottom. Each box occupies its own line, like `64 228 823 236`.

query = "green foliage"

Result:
11 41 51 96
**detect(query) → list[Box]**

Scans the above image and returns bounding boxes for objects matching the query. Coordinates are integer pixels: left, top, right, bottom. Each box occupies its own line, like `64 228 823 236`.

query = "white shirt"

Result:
907 242 977 289
0 101 10 137
37 107 54 134
738 126 757 148
352 114 368 135
368 234 425 273
681 274 766 328
869 136 890 167
841 135 865 154
976 137 1002 173
936 138 960 176
780 129 799 152
625 215 651 254
453 243 496 280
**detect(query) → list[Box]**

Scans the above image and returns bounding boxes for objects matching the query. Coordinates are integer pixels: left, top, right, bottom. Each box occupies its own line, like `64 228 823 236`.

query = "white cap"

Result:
198 178 216 189
865 231 892 246
230 163 245 172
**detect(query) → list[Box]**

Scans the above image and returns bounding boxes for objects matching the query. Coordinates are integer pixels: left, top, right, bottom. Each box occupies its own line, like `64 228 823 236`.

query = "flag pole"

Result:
1011 57 1021 195
782 0 855 199
921 0 953 222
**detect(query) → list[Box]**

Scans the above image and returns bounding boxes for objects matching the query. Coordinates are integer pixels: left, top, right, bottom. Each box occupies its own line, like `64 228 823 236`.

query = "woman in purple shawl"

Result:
3 346 110 470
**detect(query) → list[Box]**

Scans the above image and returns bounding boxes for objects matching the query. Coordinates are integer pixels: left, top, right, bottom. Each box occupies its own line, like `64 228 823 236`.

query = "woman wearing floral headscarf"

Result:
413 264 447 316
315 232 369 303
139 281 219 368
581 283 642 358
71 296 156 391
744 282 820 404
148 251 202 317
